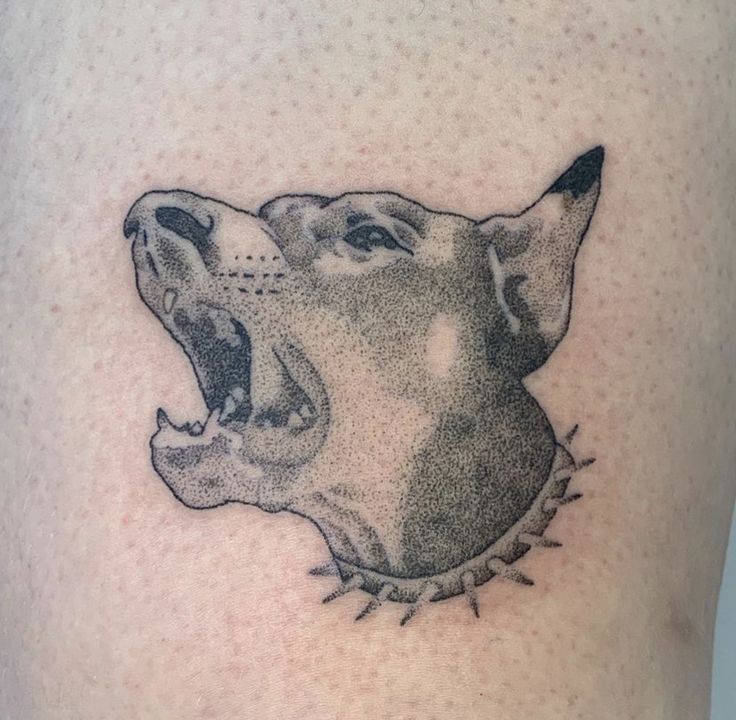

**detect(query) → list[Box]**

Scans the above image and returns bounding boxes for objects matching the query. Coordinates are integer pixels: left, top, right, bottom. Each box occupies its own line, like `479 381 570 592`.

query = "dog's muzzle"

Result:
124 191 330 469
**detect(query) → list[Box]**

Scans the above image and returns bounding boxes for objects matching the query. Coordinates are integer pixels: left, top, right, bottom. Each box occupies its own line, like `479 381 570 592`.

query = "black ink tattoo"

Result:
123 147 603 624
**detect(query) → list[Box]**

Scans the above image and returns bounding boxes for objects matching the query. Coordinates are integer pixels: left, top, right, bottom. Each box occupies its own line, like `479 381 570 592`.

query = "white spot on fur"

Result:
538 283 571 338
425 314 459 378
488 246 521 334
163 288 177 314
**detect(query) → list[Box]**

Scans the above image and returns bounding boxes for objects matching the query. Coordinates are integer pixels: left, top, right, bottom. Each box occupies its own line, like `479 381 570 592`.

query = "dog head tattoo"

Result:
124 147 602 623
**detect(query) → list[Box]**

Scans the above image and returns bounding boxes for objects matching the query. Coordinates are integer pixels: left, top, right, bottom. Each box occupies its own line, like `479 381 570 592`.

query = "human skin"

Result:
0 2 734 719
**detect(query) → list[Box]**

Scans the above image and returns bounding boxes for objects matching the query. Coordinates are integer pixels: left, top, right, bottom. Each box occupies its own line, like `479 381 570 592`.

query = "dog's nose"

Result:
123 190 220 264
123 215 139 238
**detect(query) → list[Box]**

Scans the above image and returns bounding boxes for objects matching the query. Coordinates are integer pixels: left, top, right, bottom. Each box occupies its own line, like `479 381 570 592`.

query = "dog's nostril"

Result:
154 206 217 263
155 206 214 250
123 217 139 238
156 206 213 240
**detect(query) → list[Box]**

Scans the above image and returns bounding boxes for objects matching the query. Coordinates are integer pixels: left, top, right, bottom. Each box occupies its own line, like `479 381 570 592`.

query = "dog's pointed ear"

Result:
478 146 604 376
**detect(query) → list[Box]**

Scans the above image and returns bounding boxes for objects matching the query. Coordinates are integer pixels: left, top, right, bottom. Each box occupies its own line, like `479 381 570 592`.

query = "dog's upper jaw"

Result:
125 193 334 509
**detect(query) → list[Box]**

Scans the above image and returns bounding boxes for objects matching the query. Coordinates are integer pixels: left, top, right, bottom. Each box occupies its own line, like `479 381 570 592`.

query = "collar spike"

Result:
400 582 440 626
322 573 364 604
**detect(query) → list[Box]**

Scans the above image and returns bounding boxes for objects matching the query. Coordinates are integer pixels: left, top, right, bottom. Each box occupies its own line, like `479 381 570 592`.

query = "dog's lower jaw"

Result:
150 410 303 511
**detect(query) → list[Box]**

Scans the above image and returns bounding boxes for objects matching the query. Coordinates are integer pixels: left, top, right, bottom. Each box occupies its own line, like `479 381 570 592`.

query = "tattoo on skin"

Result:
123 147 603 624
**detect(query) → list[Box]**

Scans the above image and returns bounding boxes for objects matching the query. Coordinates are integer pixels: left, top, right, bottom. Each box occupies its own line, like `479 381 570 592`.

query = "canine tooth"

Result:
298 404 313 419
189 421 204 435
286 411 303 429
163 288 177 314
219 395 237 424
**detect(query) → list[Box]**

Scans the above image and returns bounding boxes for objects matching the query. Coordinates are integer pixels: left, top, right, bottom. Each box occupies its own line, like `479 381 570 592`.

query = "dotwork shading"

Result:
123 147 603 624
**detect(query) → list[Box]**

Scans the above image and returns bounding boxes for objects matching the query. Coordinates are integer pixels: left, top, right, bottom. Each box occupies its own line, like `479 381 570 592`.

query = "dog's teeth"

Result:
220 395 237 424
163 288 177 314
286 411 303 429
298 404 313 419
189 421 204 435
217 387 246 425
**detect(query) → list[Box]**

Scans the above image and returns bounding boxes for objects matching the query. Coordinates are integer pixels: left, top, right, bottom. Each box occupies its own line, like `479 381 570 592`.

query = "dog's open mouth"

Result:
152 300 330 467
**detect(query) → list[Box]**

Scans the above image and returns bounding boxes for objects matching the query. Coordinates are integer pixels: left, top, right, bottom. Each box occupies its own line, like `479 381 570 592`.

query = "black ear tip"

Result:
547 146 604 199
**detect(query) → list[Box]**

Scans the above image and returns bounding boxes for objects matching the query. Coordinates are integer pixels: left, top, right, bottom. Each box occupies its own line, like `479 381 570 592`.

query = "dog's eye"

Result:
343 225 413 255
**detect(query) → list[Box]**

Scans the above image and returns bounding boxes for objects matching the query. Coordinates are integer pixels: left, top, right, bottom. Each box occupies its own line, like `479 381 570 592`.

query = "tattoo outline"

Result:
123 147 603 624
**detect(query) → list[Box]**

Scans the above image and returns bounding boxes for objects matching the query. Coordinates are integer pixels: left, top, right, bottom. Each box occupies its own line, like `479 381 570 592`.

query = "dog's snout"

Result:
124 192 223 271
123 192 216 249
